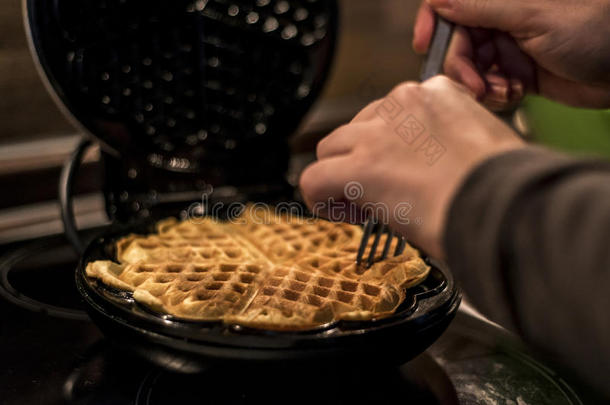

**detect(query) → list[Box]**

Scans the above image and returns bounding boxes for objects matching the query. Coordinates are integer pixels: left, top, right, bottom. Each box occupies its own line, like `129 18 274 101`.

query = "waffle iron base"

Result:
76 222 461 371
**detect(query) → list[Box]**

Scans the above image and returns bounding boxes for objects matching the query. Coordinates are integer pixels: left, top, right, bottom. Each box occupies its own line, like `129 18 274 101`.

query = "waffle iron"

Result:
25 0 461 371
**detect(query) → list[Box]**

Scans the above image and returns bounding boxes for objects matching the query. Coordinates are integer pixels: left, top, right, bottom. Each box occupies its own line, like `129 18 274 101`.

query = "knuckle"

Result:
316 124 347 157
454 0 487 15
366 98 384 109
315 137 330 159
425 74 452 88
424 75 471 95
331 123 352 137
384 82 422 111
299 164 319 198
315 138 326 158
315 141 324 159
390 81 421 98
352 99 384 123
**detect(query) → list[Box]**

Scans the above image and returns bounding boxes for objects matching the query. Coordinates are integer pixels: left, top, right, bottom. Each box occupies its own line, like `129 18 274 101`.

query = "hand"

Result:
299 76 524 259
413 0 610 110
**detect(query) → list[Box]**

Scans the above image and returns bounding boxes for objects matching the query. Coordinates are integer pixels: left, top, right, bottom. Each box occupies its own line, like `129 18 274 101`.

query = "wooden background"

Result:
0 0 74 142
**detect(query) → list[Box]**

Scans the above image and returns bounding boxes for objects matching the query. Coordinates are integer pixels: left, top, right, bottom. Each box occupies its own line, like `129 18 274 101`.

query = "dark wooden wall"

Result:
0 0 75 143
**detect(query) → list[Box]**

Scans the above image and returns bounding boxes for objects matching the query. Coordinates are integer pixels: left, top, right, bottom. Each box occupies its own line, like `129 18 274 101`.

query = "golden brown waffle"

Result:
225 266 405 330
85 206 430 330
116 217 267 265
228 207 362 262
87 259 267 320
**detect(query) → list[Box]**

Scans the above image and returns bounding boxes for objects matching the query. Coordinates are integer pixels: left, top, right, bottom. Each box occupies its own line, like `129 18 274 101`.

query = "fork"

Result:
356 16 453 268
356 218 408 268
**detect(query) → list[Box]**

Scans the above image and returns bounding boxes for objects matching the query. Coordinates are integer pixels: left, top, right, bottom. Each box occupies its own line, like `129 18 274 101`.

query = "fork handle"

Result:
420 16 454 81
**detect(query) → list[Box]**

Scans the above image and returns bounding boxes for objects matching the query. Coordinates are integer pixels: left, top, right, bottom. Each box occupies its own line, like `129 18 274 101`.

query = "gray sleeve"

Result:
443 146 610 396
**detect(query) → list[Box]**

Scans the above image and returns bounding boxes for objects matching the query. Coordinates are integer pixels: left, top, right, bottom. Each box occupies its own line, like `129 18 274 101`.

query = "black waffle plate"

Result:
76 221 461 370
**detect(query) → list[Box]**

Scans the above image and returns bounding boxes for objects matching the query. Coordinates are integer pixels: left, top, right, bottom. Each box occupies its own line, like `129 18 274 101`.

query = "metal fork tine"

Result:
395 237 407 256
356 218 375 265
366 222 384 268
380 228 394 260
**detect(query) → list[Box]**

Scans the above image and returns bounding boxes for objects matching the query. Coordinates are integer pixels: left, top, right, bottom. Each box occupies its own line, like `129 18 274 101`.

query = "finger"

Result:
510 78 525 104
537 68 610 108
316 124 363 160
423 74 474 97
474 38 495 73
299 156 359 210
469 27 493 46
492 32 537 93
481 72 513 111
350 99 384 123
426 0 532 32
443 26 486 98
413 2 436 54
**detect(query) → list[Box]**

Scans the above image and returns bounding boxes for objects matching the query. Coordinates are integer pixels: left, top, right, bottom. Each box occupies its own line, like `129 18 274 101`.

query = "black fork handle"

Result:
420 16 454 81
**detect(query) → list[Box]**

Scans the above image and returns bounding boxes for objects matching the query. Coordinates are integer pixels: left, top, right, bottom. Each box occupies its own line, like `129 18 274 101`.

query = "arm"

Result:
446 147 610 395
300 76 610 396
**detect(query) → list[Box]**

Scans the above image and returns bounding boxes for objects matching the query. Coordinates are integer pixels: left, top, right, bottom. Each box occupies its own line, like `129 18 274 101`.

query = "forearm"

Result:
444 146 610 395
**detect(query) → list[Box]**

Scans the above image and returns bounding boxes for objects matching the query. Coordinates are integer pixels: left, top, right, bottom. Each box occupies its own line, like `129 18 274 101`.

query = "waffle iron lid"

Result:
26 0 338 164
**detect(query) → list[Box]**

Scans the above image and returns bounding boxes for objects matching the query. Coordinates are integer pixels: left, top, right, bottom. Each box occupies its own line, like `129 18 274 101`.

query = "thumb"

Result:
426 0 533 33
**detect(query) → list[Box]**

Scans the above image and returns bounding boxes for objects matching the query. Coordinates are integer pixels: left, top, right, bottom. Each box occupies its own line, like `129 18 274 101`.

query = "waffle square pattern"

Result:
86 206 430 331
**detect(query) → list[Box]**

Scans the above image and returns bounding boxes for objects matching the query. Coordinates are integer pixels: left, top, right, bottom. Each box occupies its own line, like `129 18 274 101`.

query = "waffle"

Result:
116 217 267 264
228 207 363 262
224 266 405 330
85 205 430 330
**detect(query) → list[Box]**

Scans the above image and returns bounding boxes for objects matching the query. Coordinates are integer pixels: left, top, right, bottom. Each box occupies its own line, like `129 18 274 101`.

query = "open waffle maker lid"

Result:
26 0 461 366
26 0 337 162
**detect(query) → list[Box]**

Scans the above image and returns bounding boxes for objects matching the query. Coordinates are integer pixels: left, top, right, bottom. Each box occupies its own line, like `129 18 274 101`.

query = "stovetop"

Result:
0 235 588 405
